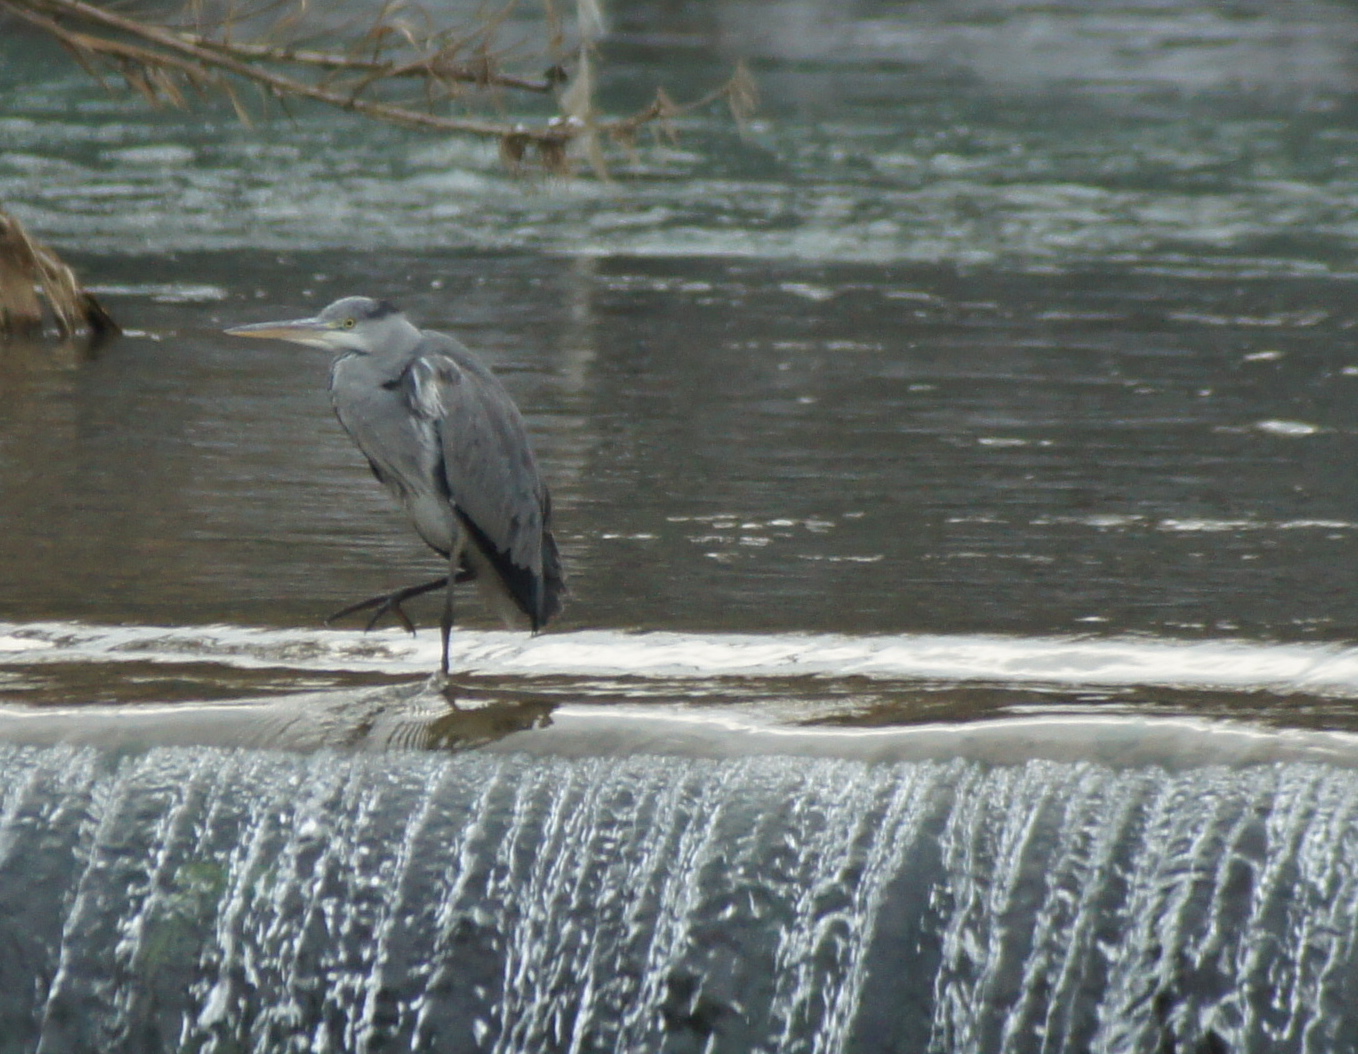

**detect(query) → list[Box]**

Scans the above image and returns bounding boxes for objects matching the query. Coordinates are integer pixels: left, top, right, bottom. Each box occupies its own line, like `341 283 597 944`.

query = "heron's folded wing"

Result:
399 345 550 619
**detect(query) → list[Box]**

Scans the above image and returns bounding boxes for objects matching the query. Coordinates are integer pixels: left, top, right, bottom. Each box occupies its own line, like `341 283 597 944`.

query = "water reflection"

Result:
409 691 558 752
0 333 103 375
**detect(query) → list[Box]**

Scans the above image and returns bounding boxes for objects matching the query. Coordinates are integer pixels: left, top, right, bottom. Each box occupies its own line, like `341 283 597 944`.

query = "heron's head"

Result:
224 296 419 355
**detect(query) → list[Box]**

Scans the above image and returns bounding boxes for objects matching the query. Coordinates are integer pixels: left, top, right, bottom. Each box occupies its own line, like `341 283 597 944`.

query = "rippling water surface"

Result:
4 0 1358 734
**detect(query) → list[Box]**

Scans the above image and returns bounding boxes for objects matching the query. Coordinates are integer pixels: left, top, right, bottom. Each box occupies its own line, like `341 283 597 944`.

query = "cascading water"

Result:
2 742 1355 1054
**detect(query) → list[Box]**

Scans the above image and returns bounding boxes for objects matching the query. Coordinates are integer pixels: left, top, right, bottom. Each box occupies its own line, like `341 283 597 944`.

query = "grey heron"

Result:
225 296 565 675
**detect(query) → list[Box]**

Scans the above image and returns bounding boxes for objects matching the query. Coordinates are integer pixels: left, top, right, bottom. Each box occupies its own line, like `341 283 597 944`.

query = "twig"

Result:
12 0 549 140
2 0 757 168
190 39 558 92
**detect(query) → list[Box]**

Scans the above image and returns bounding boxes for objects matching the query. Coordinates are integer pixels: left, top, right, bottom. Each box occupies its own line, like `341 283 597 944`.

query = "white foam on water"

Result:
12 743 1358 1051
4 620 1358 699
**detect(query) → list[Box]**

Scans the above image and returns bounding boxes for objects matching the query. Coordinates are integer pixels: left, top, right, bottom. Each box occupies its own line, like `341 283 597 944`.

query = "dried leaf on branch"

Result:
0 209 119 339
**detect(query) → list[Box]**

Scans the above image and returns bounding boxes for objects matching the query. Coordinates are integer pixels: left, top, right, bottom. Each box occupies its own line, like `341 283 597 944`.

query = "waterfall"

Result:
0 743 1354 1053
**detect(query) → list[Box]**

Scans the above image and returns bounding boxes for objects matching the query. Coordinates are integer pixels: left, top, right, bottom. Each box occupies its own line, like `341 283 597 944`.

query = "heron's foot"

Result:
424 669 454 695
325 576 451 635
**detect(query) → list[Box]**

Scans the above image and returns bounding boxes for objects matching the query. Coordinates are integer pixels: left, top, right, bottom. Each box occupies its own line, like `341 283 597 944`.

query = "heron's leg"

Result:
325 569 474 635
440 563 456 676
326 577 446 634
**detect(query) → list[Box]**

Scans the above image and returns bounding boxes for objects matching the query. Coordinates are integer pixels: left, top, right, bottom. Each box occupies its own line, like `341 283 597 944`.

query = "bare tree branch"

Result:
7 0 530 139
181 35 560 93
2 0 755 170
0 0 756 337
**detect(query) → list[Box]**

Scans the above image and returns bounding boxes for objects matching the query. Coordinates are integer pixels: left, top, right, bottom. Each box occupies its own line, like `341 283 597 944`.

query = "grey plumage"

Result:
226 296 565 673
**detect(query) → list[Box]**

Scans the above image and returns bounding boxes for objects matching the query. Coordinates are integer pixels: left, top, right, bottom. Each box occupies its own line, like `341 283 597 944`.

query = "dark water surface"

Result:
7 249 1358 639
5 247 1358 728
5 1 1358 733
2 12 1358 663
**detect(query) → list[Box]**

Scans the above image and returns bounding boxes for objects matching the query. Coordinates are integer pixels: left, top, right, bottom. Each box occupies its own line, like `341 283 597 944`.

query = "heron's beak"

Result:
223 316 336 348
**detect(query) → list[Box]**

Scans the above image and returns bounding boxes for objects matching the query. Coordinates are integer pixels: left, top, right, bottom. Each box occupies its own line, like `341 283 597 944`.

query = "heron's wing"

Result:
330 351 444 519
398 338 560 626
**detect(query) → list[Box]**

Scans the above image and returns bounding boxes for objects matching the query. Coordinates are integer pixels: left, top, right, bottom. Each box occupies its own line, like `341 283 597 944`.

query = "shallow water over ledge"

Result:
6 620 1358 748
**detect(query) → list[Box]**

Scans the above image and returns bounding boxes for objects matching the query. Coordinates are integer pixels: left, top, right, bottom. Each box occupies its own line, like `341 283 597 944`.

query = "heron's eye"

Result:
342 318 356 329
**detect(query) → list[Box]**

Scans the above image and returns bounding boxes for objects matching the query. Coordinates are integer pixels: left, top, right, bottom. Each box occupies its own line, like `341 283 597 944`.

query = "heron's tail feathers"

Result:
456 511 566 632
535 527 567 630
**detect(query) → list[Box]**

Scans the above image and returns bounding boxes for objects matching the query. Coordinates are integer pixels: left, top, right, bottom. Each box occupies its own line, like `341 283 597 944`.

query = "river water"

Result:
4 1 1358 1050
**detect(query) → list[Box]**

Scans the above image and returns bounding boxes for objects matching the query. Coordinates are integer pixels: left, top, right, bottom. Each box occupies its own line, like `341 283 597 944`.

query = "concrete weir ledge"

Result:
4 619 1358 766
0 687 1354 770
